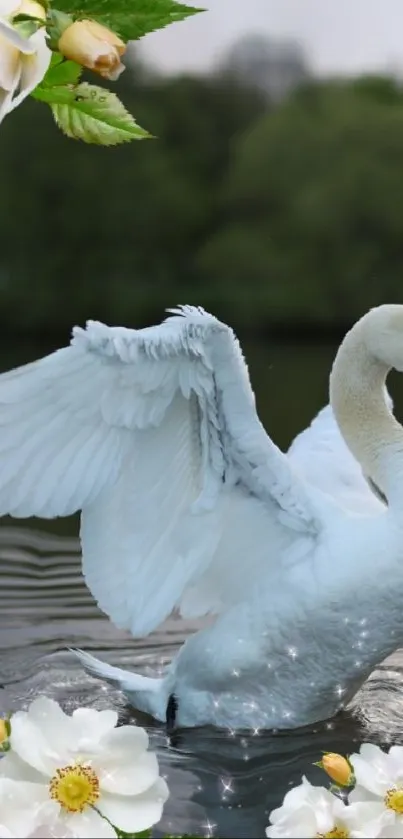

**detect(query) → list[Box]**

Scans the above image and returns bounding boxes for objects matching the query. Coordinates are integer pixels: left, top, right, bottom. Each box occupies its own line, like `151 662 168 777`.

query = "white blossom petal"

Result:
62 809 117 838
97 723 149 757
0 87 14 120
266 803 319 838
9 711 59 776
0 31 19 89
0 777 59 836
305 785 345 834
0 750 45 783
29 827 75 839
387 747 403 783
343 801 396 838
98 777 169 834
349 749 391 797
70 708 118 750
349 785 380 804
0 0 21 17
379 825 403 838
21 697 74 757
6 27 50 115
0 28 19 122
96 750 159 797
359 744 390 763
266 777 352 839
0 18 34 54
270 776 315 819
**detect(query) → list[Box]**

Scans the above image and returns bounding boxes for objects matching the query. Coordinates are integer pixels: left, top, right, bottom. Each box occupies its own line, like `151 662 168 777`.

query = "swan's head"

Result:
361 304 403 372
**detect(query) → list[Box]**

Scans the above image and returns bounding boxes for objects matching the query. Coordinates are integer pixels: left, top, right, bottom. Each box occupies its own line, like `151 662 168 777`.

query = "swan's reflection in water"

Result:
1 527 403 838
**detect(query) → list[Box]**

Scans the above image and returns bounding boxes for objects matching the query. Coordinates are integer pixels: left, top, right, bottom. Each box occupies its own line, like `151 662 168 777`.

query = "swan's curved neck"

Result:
329 320 403 505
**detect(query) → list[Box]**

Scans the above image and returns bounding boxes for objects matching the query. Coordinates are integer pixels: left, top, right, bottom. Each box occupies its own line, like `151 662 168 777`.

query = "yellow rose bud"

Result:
18 0 47 21
0 718 7 745
58 19 126 81
320 753 354 787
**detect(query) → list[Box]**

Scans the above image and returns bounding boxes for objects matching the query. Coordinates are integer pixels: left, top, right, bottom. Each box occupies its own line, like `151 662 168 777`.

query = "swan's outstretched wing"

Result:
287 403 388 512
0 306 321 634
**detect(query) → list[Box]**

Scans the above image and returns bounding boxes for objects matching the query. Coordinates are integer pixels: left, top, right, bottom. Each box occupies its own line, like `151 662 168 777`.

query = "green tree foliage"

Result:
0 60 266 334
2 60 403 335
198 77 403 328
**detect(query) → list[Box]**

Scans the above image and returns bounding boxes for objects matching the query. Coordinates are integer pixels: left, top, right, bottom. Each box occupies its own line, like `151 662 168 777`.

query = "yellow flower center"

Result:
317 829 350 839
385 787 403 814
0 719 7 746
49 763 100 813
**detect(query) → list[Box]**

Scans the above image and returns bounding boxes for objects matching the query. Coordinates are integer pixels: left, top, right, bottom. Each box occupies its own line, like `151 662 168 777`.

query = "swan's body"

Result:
2 304 403 730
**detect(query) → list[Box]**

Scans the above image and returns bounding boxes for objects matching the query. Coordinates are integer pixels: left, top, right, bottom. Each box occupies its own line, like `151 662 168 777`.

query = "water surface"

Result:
1 337 403 838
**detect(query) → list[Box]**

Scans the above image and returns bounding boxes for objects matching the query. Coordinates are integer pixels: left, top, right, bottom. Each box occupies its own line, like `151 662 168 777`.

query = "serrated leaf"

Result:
41 54 82 86
33 82 150 145
53 0 204 43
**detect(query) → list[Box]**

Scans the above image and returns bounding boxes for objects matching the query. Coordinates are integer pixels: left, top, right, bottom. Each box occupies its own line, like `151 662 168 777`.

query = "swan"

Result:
0 303 403 731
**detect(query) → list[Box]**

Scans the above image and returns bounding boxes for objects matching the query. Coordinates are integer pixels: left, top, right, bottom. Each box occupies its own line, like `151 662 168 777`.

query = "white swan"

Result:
1 303 403 731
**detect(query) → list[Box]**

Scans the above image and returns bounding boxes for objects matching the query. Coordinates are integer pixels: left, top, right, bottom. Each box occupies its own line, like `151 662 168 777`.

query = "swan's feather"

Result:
288 403 387 513
0 306 321 634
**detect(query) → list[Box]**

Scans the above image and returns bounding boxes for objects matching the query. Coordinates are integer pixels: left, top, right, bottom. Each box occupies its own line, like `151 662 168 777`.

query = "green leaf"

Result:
33 82 150 145
52 0 204 43
47 51 64 68
41 54 82 87
46 9 74 47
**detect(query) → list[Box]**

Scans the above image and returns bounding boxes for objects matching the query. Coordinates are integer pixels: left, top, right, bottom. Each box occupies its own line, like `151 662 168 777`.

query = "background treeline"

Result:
2 39 403 337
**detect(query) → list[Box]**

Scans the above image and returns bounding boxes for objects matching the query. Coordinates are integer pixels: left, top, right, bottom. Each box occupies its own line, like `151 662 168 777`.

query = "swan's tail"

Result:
71 648 167 722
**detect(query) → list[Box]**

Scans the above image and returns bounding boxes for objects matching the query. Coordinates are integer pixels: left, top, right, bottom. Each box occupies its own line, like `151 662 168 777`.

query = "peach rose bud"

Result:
58 19 126 80
319 752 354 786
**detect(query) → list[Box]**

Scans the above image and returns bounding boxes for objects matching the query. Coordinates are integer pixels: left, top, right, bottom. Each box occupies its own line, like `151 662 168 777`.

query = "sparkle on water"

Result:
202 818 218 837
220 777 234 796
335 684 346 697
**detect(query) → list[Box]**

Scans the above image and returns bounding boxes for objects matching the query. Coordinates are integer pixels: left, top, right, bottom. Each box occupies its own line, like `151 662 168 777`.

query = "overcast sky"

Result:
138 0 403 77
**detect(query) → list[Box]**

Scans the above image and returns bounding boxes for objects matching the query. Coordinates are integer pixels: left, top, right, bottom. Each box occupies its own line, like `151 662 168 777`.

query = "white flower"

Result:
346 743 403 836
0 697 169 838
265 774 397 838
0 0 51 124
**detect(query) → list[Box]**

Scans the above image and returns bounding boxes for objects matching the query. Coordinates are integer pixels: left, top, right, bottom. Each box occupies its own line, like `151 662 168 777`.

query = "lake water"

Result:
1 335 403 839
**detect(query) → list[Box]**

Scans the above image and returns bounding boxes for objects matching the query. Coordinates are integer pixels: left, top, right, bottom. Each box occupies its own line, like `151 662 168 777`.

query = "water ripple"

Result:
1 525 403 838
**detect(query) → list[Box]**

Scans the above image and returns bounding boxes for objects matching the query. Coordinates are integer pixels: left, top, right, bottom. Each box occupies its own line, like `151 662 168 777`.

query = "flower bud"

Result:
0 718 7 745
17 0 46 21
58 19 126 80
319 753 354 787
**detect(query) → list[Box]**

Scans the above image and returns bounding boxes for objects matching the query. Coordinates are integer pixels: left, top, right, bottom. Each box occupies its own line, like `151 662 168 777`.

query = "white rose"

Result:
0 0 51 123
